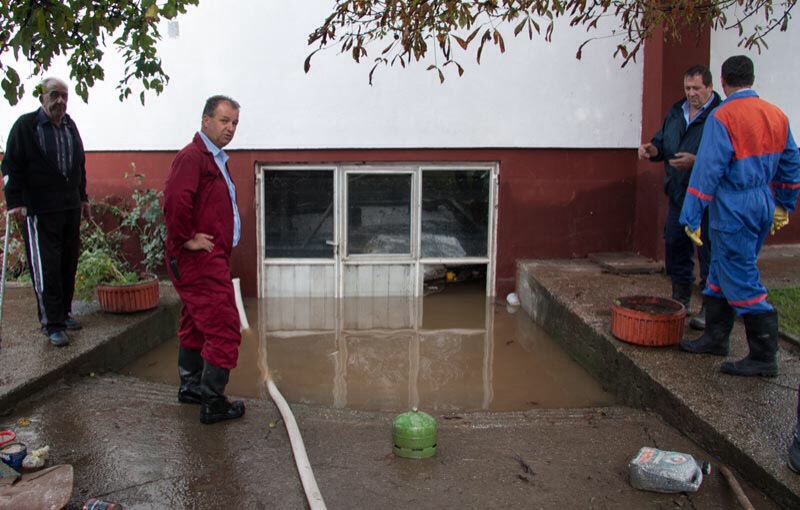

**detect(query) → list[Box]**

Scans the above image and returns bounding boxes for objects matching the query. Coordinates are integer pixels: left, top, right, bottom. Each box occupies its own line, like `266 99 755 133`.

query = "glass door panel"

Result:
421 170 490 258
264 170 334 259
346 173 412 256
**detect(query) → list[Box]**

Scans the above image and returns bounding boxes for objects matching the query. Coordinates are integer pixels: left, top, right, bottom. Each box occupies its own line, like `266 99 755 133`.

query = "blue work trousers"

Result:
702 187 774 315
664 202 710 288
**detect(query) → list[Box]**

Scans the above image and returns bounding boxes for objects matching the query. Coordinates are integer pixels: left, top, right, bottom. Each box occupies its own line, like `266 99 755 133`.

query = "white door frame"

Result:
256 162 499 298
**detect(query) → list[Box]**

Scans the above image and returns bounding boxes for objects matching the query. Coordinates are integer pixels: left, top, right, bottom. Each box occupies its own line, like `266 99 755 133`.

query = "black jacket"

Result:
1 109 88 214
650 92 722 208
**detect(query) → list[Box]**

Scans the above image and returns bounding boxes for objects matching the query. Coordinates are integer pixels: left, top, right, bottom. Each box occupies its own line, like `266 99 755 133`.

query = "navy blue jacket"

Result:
650 92 722 208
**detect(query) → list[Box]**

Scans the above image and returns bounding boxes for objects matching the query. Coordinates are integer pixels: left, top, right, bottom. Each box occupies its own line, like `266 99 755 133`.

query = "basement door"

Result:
256 164 497 298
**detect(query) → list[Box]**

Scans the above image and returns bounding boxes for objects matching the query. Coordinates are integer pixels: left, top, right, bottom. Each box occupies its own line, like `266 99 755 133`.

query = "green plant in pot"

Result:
74 248 139 302
75 168 164 312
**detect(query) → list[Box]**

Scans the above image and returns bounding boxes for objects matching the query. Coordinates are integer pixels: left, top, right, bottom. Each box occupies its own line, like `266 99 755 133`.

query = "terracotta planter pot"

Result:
97 274 159 313
611 295 686 347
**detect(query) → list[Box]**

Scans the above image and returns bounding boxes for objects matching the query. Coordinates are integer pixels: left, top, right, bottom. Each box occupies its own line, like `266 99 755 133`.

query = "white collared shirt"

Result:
198 131 240 247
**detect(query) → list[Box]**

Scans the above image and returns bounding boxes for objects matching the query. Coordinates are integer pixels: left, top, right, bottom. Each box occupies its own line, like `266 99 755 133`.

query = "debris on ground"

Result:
629 446 709 493
83 497 124 509
0 459 20 485
513 453 536 483
0 464 73 509
0 442 26 470
22 445 50 471
0 430 14 446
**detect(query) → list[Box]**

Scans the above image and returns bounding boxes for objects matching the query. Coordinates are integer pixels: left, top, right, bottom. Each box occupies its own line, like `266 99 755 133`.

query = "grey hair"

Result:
39 77 68 91
203 95 240 117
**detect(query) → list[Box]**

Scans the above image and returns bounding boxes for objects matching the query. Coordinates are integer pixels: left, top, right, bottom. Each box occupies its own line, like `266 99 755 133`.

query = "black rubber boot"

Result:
671 282 692 311
200 361 245 424
789 435 800 473
679 296 734 356
178 346 203 405
721 311 778 377
689 303 706 330
790 387 800 473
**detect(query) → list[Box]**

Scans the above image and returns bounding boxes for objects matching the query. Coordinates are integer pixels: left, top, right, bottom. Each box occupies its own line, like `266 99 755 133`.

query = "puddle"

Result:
124 283 613 412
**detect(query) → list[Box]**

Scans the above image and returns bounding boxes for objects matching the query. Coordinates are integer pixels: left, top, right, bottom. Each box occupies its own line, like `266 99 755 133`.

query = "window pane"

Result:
347 174 411 255
264 170 334 258
421 170 490 258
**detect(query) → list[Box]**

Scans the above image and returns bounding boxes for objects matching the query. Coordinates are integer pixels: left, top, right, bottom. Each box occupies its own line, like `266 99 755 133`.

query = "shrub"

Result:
75 167 165 302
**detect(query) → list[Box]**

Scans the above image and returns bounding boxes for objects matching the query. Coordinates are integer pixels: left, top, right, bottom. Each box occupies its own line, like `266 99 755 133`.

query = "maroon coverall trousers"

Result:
165 133 241 369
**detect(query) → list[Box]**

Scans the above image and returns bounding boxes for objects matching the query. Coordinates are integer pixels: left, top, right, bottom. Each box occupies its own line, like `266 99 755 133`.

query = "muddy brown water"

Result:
125 283 613 412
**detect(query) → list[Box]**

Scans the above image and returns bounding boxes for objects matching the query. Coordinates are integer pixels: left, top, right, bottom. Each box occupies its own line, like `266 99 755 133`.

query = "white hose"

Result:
232 278 249 330
0 214 10 346
232 279 326 510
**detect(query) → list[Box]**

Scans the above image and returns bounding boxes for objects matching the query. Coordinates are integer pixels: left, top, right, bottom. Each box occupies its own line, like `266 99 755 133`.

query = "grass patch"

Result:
770 287 800 337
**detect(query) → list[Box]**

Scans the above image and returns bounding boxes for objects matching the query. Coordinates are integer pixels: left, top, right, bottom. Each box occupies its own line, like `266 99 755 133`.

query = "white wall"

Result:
711 18 800 127
0 0 643 151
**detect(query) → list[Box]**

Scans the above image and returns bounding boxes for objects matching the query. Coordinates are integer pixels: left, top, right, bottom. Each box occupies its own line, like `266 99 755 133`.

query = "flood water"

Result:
125 282 613 412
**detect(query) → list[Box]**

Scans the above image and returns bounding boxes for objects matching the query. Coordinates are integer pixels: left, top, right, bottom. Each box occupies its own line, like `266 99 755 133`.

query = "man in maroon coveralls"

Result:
164 96 245 424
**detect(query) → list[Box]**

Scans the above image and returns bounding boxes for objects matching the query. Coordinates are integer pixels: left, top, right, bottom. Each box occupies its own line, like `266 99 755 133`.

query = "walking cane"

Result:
0 213 10 350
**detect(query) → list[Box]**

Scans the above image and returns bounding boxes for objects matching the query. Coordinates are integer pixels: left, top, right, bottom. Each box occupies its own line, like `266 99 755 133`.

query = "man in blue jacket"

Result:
679 55 800 378
1 77 90 347
639 65 722 329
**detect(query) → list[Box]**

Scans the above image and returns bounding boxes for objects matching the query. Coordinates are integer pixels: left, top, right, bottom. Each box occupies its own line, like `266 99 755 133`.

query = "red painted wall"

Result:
9 26 800 301
84 148 638 297
5 137 798 300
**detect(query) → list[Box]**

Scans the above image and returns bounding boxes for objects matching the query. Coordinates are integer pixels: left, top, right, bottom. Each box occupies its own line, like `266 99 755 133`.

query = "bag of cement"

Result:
629 447 710 493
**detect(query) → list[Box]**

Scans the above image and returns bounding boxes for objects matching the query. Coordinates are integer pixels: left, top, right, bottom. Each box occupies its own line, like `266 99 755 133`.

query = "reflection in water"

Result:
125 283 613 412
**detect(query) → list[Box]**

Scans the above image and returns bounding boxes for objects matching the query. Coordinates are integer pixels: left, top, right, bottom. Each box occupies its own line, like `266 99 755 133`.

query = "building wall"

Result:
86 148 637 297
711 20 800 127
0 0 643 151
2 4 800 299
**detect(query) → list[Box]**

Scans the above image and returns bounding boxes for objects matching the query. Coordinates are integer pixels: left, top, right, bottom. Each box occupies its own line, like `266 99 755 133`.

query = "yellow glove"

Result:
771 206 789 235
684 226 703 246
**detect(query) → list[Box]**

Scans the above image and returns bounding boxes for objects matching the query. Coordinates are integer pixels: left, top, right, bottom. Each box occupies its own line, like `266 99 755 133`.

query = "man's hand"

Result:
669 152 696 171
684 226 703 246
7 207 26 220
81 201 92 221
771 206 789 235
184 233 214 252
638 143 658 160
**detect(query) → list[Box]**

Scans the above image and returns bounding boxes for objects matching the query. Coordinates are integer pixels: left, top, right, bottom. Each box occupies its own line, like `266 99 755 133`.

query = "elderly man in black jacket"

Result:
1 77 90 346
638 65 722 329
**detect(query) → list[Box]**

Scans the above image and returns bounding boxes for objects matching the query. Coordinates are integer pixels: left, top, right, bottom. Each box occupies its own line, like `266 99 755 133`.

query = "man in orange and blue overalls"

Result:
678 55 800 379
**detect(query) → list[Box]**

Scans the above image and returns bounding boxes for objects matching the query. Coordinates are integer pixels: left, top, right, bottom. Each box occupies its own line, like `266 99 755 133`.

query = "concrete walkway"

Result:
518 244 800 509
0 284 180 412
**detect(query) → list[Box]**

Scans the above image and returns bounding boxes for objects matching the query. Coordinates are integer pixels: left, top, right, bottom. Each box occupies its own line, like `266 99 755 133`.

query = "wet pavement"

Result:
0 284 180 412
519 243 800 509
4 376 780 509
0 246 797 508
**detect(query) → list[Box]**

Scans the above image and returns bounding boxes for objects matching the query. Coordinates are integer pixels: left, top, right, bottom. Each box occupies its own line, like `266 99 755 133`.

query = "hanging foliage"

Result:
306 0 797 83
0 0 199 105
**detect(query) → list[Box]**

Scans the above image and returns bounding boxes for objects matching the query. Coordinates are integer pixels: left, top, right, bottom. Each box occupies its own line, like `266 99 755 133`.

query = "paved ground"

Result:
518 243 800 509
0 284 180 412
0 246 798 509
3 376 780 509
